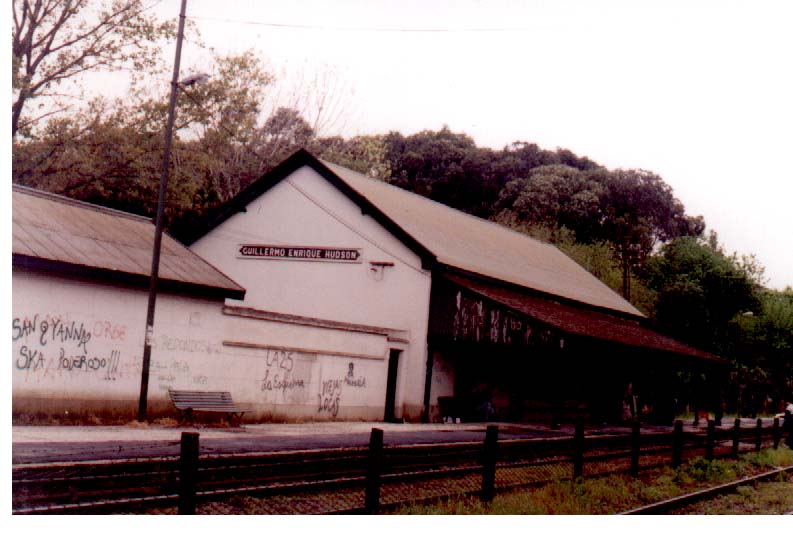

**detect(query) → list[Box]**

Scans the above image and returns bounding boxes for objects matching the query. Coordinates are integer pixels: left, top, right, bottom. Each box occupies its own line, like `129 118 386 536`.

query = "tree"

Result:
13 97 166 215
12 0 174 138
494 164 603 242
260 107 315 154
727 288 793 415
383 127 501 217
642 236 760 353
599 169 705 299
313 134 392 180
497 142 557 175
493 165 704 301
13 48 285 224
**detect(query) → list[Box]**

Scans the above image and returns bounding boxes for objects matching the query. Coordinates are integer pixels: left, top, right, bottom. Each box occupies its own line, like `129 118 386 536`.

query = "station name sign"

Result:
238 245 361 263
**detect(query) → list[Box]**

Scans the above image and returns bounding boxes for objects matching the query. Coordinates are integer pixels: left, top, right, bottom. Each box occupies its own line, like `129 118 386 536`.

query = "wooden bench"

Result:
168 389 245 424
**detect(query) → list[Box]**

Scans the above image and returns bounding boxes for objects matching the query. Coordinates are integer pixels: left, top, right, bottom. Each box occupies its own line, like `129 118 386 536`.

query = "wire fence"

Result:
11 417 790 514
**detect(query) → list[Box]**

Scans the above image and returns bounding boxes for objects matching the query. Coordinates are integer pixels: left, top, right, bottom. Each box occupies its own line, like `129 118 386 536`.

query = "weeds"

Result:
682 457 737 482
740 446 793 468
393 448 793 515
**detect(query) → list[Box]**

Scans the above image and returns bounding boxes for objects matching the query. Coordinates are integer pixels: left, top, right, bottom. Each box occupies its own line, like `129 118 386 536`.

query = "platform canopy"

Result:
436 270 723 364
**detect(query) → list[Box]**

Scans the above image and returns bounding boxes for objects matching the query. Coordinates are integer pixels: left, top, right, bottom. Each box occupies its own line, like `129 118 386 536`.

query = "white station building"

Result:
12 149 722 423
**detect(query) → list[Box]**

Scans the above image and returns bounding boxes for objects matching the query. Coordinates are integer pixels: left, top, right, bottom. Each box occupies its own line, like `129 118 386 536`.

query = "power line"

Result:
186 14 540 34
140 0 165 14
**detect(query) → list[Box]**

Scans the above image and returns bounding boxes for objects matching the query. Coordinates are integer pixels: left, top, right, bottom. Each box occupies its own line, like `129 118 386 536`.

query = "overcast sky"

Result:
147 0 791 289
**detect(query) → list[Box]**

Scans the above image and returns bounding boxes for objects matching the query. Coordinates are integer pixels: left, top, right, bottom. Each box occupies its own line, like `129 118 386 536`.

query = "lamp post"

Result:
137 0 188 422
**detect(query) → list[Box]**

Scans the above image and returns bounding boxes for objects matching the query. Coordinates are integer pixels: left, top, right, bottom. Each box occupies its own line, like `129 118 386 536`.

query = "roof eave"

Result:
438 264 648 323
439 269 724 364
13 254 246 301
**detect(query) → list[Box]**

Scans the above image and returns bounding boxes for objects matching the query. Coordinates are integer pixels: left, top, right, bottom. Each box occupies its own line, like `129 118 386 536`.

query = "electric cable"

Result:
186 14 544 34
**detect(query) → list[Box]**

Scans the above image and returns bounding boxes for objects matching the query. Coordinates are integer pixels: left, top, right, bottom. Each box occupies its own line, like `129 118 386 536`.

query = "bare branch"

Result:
12 0 170 138
16 104 72 130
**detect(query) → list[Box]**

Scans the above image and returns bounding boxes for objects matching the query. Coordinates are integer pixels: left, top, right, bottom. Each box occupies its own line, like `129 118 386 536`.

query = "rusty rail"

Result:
619 465 793 515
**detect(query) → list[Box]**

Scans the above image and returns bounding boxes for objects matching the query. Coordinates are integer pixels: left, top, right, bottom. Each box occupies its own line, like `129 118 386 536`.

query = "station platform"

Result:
11 417 767 465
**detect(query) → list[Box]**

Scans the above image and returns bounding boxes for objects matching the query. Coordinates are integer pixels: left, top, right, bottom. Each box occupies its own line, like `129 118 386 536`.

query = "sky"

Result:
56 0 793 289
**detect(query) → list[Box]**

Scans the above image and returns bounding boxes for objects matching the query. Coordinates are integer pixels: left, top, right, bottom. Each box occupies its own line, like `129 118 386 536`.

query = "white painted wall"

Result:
12 270 223 413
12 269 397 421
191 166 434 419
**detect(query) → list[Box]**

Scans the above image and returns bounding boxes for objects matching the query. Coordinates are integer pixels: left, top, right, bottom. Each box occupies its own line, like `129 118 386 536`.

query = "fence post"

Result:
773 417 780 449
672 420 683 468
755 418 763 452
365 427 384 515
178 431 199 515
573 418 585 479
706 419 715 460
732 418 741 458
481 425 499 502
630 421 640 477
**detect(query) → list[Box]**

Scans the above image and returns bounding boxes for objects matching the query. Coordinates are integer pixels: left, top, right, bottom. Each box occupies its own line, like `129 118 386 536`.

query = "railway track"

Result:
12 440 501 514
12 424 786 514
619 465 793 515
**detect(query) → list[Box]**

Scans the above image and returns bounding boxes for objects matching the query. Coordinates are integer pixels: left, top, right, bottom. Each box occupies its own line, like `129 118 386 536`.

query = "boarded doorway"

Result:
384 349 401 422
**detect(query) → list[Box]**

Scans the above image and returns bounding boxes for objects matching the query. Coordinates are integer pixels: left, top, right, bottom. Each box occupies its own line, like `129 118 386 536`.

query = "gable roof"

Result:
188 149 641 317
321 159 643 318
12 185 245 300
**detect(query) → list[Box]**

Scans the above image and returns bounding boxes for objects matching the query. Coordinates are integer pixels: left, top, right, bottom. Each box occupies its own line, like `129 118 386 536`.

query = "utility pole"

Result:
138 0 188 422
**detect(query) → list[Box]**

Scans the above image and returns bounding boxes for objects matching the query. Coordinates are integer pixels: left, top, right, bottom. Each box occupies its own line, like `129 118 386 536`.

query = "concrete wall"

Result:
12 270 222 419
12 270 398 421
190 166 433 420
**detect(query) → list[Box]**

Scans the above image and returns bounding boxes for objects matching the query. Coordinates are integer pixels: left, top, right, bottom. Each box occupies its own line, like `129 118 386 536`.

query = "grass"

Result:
391 447 793 515
129 447 793 515
667 478 793 514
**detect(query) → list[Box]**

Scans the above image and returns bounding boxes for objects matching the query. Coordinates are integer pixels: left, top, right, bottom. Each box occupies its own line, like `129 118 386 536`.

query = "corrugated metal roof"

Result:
12 185 245 298
320 160 643 317
445 272 721 362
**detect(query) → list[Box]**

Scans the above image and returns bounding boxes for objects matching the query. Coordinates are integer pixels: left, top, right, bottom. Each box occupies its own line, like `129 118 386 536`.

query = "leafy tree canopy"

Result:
641 236 761 353
728 288 793 411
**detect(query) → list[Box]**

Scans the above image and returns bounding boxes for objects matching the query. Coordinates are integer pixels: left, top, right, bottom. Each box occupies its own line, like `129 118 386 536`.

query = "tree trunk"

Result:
12 92 27 138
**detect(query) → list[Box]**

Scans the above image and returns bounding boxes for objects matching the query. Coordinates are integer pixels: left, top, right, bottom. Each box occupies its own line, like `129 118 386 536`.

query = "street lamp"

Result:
137 0 206 421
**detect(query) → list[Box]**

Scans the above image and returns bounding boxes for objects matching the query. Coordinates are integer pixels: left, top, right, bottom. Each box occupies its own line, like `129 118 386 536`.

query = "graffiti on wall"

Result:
253 349 373 418
317 378 343 417
152 334 221 355
14 310 380 416
443 290 560 347
152 359 205 391
12 314 215 389
13 314 91 352
259 349 306 395
12 314 124 381
260 368 306 393
344 362 366 388
317 362 368 418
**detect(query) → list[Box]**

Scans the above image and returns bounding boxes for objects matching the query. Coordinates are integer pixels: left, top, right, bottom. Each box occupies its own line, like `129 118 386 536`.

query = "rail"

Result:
618 465 793 514
12 417 790 515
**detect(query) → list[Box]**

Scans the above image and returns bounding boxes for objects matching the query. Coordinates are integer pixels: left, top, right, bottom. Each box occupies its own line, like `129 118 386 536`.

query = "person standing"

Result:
784 399 793 448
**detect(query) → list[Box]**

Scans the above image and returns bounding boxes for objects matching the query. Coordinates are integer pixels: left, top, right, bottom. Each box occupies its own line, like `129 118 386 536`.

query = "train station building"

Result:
12 149 724 424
